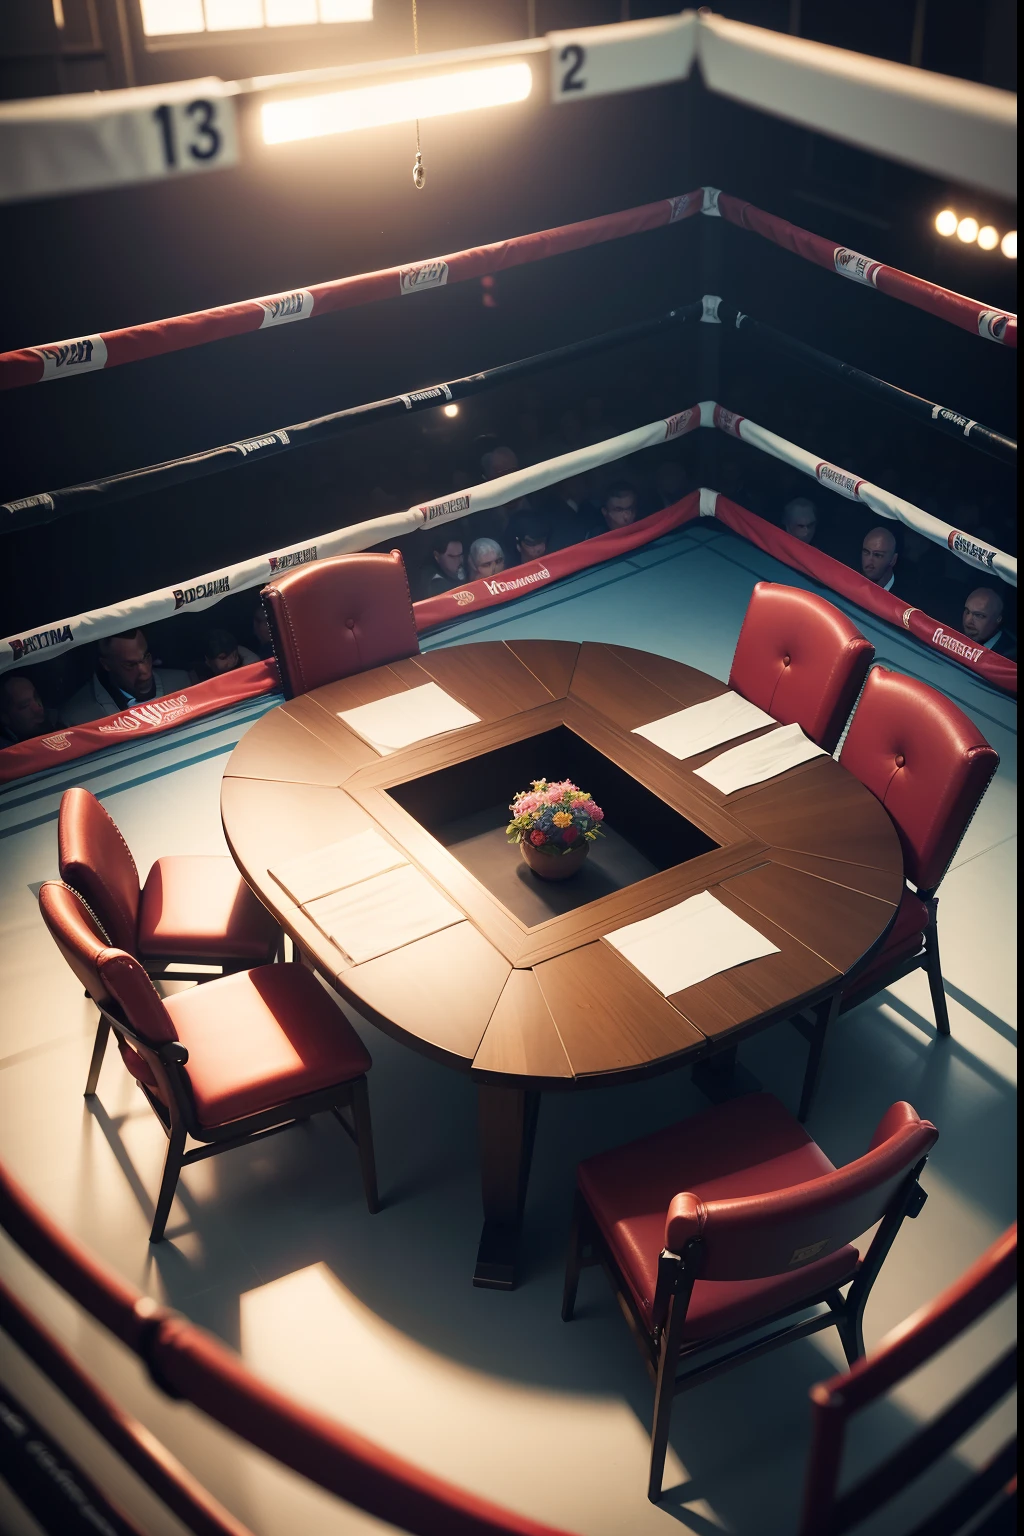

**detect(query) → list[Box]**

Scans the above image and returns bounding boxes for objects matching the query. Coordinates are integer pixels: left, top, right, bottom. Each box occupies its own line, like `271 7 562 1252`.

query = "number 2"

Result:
560 44 586 94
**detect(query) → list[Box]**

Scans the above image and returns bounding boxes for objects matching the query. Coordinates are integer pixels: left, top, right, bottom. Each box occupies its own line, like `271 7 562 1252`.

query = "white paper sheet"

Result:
603 890 779 996
338 682 480 755
693 721 827 794
304 864 463 966
632 690 777 760
269 828 406 906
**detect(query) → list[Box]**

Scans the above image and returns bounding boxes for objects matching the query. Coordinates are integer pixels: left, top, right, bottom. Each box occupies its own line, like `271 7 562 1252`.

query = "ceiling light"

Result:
956 217 979 243
261 62 533 145
1001 230 1017 259
934 209 957 236
443 403 459 418
977 225 999 250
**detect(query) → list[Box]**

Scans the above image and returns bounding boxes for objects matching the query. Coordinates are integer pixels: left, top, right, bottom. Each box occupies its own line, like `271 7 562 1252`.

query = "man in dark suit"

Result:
962 587 1017 660
860 527 899 592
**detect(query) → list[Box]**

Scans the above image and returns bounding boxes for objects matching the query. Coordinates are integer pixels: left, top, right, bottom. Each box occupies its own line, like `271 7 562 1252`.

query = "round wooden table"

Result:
221 640 903 1288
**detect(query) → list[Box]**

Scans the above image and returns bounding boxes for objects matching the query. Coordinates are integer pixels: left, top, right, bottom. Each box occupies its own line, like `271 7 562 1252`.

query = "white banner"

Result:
549 14 696 104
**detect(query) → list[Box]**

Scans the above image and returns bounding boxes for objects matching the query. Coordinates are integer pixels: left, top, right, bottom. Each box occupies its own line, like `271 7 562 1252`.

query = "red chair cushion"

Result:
578 1094 859 1338
840 667 999 891
163 963 372 1127
58 787 140 953
262 550 419 699
844 886 928 1000
138 856 279 963
728 582 874 753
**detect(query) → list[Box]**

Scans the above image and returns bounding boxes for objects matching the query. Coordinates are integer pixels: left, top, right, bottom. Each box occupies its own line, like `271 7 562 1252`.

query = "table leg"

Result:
473 1085 540 1290
691 1043 762 1104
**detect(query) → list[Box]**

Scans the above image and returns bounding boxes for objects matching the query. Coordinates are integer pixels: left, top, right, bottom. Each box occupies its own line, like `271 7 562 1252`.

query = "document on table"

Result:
632 690 777 760
269 828 406 906
304 864 463 966
338 682 480 755
693 721 827 795
603 890 779 996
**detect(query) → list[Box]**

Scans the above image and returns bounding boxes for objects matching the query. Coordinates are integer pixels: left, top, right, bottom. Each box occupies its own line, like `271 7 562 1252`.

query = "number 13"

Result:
153 100 222 170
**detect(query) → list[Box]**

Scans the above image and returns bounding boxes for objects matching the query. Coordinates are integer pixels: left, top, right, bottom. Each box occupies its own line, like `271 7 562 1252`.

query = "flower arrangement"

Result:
506 779 605 855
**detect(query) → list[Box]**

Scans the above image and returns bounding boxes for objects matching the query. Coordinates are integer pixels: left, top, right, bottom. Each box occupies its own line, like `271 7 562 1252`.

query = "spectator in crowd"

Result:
468 538 506 581
481 445 519 482
510 514 550 567
251 600 274 660
860 527 899 591
198 628 258 681
962 587 1016 659
588 481 638 537
0 672 60 747
419 532 466 598
654 461 688 510
783 497 818 544
63 629 191 725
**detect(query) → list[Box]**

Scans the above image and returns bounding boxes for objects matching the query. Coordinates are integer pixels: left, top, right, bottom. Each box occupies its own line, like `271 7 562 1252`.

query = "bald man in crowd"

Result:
860 527 899 591
962 587 1016 659
0 672 60 747
64 628 190 724
783 498 817 545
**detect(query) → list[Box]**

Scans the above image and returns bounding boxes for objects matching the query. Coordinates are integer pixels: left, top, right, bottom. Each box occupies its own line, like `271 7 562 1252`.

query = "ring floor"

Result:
0 522 1016 1536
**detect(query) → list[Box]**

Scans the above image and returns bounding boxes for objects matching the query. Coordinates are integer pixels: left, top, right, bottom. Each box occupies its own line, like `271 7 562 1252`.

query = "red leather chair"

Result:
39 881 378 1242
262 550 420 699
838 667 999 1029
562 1092 938 1502
799 1224 1016 1536
729 582 874 753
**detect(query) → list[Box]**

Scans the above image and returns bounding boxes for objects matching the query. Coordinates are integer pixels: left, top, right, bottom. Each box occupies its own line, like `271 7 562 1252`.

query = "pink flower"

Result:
529 830 547 846
583 801 604 822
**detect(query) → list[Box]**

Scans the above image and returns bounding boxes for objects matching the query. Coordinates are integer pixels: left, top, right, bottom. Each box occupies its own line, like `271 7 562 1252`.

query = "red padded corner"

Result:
729 582 874 753
840 667 999 891
163 963 372 1127
57 787 140 953
138 856 278 963
262 550 420 700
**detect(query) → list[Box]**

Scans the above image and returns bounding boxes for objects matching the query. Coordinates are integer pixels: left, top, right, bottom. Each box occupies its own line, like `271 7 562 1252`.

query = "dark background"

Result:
0 0 1017 701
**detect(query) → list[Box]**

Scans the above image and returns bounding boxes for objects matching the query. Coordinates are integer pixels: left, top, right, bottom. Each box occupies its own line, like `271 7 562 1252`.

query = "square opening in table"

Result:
386 726 720 926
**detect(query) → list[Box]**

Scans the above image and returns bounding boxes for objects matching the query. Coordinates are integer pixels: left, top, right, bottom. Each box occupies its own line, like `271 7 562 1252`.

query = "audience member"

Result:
198 629 258 680
859 527 898 591
783 497 817 544
588 481 638 537
419 532 466 598
468 538 506 581
0 672 60 747
251 601 274 660
510 514 550 566
481 445 519 481
63 629 191 725
962 587 1016 659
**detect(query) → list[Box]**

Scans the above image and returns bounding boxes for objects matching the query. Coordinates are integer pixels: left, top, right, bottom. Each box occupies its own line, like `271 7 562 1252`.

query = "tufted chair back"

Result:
840 667 999 892
58 787 140 954
729 582 874 753
261 551 419 699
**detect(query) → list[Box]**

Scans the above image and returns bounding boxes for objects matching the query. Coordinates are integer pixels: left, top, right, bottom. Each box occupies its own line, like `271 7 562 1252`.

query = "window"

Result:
139 0 373 36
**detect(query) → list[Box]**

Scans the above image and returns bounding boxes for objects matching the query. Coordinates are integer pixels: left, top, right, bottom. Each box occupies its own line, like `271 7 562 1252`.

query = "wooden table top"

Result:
221 640 903 1090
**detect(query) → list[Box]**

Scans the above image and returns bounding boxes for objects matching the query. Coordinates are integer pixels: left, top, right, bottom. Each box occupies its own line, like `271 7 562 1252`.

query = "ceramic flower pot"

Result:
520 840 590 881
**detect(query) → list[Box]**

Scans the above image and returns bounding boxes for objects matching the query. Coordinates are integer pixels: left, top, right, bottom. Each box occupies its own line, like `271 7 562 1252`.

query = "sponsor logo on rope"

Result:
452 590 475 607
664 408 699 439
231 430 290 457
947 531 996 569
977 310 1009 343
931 405 976 436
400 383 453 410
32 334 108 381
39 731 73 752
930 629 984 664
669 192 700 222
399 259 449 295
2 492 55 516
713 405 744 437
833 248 882 286
268 545 317 573
901 607 917 630
814 462 865 500
173 576 230 610
10 624 73 662
483 565 551 597
98 696 194 734
418 493 471 524
256 289 314 328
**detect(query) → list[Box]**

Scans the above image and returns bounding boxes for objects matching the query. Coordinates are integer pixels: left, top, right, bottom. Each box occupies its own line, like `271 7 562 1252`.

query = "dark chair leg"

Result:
84 1017 110 1097
648 1296 685 1503
923 905 950 1036
149 1125 186 1244
350 1077 379 1215
561 1189 587 1323
798 992 840 1122
836 1301 866 1367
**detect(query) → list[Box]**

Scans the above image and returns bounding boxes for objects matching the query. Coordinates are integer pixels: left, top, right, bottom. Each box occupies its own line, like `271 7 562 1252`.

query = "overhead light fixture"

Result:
1001 230 1017 259
935 208 957 236
261 62 533 145
977 224 999 251
956 217 979 243
443 402 460 418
